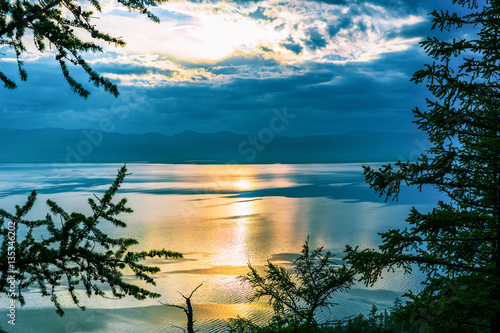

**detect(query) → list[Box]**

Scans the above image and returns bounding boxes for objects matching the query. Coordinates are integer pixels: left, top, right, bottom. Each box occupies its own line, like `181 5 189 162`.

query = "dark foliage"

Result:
344 1 500 332
0 165 182 319
0 0 167 97
228 238 355 333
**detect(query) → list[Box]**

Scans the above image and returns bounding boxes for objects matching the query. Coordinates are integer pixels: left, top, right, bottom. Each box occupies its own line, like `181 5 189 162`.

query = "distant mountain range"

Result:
0 128 428 164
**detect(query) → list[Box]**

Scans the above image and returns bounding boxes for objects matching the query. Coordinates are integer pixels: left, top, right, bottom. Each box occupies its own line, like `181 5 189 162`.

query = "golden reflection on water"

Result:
220 199 255 267
133 164 296 192
234 179 252 191
0 163 433 330
124 164 308 275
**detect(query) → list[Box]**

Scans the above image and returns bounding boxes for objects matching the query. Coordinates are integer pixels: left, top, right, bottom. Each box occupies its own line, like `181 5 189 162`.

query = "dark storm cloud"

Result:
304 27 328 51
0 0 473 145
180 0 440 17
311 0 347 5
248 6 274 21
279 37 303 55
0 42 433 136
259 46 273 53
208 0 434 14
185 0 432 10
122 46 430 135
205 54 280 68
328 16 353 37
0 0 442 134
313 0 433 14
274 23 285 32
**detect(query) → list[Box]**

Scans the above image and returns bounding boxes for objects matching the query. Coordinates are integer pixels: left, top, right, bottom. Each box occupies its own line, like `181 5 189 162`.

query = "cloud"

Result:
0 0 439 138
87 45 429 135
304 27 328 50
1 45 426 132
259 46 273 53
0 0 429 86
248 6 275 21
82 0 427 67
88 54 219 85
279 37 304 55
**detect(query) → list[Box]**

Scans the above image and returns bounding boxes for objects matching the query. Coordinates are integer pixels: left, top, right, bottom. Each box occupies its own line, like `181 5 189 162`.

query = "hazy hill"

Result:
0 128 428 163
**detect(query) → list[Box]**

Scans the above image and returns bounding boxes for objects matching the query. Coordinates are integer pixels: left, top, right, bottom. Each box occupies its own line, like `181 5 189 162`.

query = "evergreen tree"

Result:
344 0 500 332
0 0 166 97
232 238 355 333
160 283 203 333
0 165 182 330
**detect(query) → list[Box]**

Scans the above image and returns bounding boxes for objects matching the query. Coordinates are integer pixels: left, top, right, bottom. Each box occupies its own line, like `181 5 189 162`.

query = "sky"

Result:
0 0 462 136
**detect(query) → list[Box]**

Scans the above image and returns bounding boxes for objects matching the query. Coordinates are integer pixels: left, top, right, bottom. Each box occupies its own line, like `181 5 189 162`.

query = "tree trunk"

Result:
161 284 202 333
186 298 194 333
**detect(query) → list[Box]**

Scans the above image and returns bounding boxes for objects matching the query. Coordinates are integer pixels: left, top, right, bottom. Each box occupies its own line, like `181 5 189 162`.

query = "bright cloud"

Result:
93 53 312 86
93 0 425 65
2 0 426 87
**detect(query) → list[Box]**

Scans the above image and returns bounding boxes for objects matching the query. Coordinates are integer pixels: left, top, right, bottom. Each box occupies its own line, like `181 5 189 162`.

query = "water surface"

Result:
0 163 440 332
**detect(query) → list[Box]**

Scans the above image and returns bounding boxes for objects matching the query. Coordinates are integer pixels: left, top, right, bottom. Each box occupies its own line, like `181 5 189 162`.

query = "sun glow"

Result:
92 0 424 67
235 179 252 191
170 15 279 62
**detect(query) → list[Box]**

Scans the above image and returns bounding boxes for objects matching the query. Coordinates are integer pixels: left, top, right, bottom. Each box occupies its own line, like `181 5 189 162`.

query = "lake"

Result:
0 163 441 332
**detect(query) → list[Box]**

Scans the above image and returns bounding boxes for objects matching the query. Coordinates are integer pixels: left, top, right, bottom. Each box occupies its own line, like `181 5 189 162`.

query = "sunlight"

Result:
232 200 255 217
91 0 425 69
99 2 285 63
227 200 255 266
234 179 252 191
175 16 269 61
206 199 259 267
